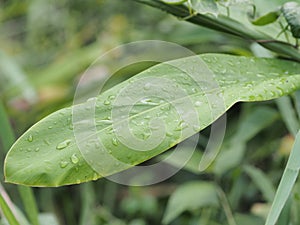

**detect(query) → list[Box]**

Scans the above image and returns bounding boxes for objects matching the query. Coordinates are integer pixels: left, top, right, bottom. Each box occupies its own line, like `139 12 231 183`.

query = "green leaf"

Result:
158 146 203 174
214 107 278 175
265 130 300 225
190 0 219 16
162 181 219 224
276 96 299 136
244 165 276 203
282 2 300 38
4 54 300 187
38 213 59 225
0 51 37 104
234 213 264 225
251 10 280 26
0 192 21 225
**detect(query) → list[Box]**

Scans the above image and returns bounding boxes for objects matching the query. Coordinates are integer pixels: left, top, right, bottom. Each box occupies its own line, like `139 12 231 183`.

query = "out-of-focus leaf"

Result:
234 213 264 225
266 130 300 225
214 107 278 175
162 181 219 224
244 165 276 203
0 51 37 106
276 96 299 136
282 2 300 38
159 147 203 174
38 213 59 225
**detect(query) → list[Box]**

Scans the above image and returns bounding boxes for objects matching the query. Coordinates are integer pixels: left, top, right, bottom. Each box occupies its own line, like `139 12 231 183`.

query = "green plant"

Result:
1 0 300 224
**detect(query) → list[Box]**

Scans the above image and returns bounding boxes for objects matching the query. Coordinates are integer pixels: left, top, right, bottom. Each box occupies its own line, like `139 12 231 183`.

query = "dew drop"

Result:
174 121 189 131
108 95 116 100
71 153 79 164
34 147 40 152
104 100 111 105
194 101 202 107
140 98 159 106
44 139 51 146
144 83 151 90
97 119 112 125
193 125 201 131
106 127 114 134
27 134 33 142
93 172 98 181
166 131 173 137
60 160 69 168
141 132 151 140
112 138 119 146
48 126 53 129
56 139 71 150
87 97 97 102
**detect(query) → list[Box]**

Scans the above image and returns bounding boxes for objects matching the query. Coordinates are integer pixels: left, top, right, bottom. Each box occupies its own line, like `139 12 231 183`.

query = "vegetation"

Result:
1 0 300 224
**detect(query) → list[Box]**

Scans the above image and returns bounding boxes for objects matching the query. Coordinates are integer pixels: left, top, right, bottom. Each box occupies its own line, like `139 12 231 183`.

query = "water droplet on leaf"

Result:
112 138 119 146
144 83 151 90
195 101 202 107
56 139 71 150
60 160 69 168
104 100 111 105
71 153 79 164
27 135 33 142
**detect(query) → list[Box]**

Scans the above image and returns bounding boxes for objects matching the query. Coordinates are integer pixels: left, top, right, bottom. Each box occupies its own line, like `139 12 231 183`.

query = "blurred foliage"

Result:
0 0 300 224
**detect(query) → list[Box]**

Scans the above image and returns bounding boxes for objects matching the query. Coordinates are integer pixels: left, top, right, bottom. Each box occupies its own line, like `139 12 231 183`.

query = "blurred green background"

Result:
0 0 297 225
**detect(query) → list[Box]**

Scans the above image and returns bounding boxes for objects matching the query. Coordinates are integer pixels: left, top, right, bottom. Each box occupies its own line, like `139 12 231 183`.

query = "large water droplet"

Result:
71 153 79 164
27 135 33 142
60 160 69 168
56 139 71 150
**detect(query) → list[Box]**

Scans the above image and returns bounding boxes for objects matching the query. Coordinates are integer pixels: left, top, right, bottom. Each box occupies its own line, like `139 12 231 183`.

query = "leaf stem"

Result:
131 0 300 62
